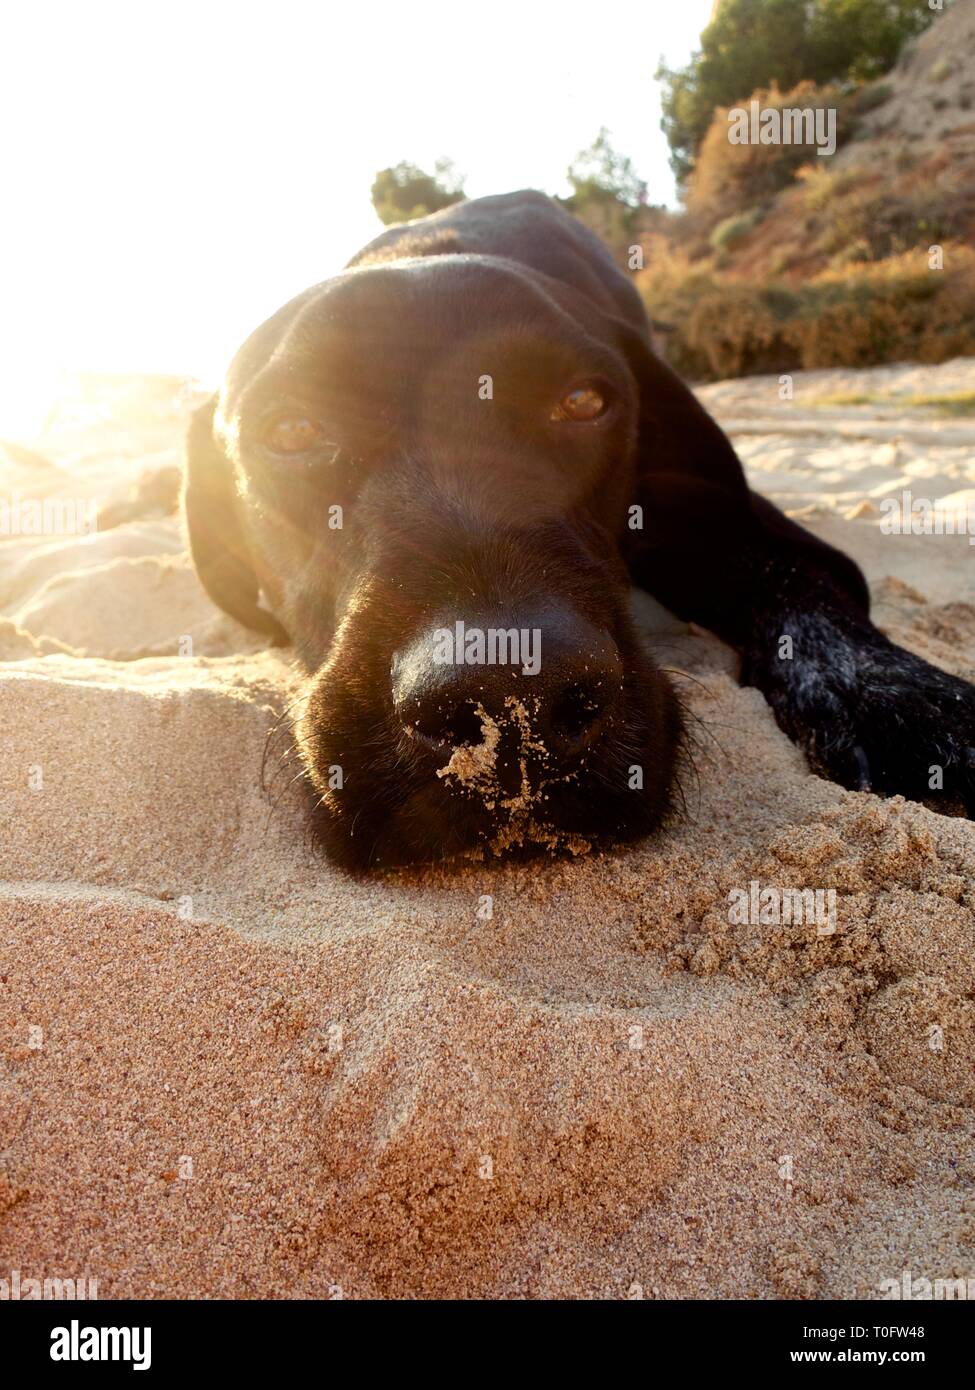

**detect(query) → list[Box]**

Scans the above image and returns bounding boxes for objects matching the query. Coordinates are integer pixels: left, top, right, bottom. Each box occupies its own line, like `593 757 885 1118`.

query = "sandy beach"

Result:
2 359 974 1299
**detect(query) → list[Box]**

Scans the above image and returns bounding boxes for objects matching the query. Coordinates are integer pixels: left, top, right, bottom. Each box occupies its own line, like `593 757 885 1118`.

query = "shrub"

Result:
637 245 975 381
849 80 893 116
686 81 853 230
709 208 763 251
797 164 860 212
657 0 935 181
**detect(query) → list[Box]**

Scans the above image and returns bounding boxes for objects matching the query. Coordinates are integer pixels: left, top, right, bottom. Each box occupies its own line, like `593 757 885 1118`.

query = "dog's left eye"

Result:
550 385 608 423
263 413 325 454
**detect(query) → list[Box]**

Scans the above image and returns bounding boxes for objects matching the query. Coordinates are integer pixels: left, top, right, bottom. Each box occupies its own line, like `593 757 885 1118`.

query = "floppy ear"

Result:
615 321 749 498
183 397 289 643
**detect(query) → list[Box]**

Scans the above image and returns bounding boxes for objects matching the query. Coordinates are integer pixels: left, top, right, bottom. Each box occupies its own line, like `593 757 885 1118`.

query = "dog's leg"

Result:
627 477 975 810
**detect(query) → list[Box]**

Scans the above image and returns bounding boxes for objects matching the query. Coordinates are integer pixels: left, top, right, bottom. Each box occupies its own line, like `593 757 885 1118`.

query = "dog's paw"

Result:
748 613 975 813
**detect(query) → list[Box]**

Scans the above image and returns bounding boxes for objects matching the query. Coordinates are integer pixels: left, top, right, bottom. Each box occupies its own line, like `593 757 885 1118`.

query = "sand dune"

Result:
1 363 974 1298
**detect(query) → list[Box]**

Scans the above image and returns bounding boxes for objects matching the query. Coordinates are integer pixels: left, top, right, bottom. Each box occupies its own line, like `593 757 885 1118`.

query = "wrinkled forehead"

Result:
222 257 622 419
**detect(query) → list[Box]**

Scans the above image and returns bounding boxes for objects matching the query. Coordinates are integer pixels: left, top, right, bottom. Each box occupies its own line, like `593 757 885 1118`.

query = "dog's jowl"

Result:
184 190 975 867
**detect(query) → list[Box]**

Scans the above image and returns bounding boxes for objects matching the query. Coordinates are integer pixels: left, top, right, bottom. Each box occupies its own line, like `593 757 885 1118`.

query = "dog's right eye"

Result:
550 384 610 423
262 413 325 455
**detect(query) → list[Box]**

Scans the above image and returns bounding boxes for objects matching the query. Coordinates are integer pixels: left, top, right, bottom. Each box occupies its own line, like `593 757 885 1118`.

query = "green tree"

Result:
565 127 648 210
560 129 651 255
370 158 465 225
658 0 936 184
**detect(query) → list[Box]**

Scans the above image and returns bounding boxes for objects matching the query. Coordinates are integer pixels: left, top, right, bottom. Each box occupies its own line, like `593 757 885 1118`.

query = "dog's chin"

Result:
298 669 684 873
304 776 668 872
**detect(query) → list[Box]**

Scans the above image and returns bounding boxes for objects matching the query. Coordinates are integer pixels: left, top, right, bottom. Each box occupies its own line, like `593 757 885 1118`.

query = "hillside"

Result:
639 0 975 380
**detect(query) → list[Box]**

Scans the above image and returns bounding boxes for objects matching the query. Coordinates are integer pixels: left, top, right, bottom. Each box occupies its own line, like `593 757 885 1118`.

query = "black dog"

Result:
185 190 975 868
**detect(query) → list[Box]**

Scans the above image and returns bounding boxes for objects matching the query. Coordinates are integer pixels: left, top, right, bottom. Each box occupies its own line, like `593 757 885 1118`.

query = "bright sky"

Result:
0 0 713 432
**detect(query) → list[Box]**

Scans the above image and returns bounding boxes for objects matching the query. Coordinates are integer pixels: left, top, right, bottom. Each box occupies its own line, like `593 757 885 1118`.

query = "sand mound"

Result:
12 554 267 659
1 367 974 1298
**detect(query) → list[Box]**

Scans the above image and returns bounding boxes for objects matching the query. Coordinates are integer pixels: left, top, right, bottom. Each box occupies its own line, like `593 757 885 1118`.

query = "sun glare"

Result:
0 0 712 442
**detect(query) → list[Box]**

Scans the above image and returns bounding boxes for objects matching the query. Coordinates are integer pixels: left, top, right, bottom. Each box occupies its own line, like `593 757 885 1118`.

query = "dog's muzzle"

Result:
391 607 623 791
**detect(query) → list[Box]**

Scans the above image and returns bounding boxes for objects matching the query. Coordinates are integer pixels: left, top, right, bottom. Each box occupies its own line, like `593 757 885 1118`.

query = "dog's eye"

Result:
263 413 324 454
550 385 608 423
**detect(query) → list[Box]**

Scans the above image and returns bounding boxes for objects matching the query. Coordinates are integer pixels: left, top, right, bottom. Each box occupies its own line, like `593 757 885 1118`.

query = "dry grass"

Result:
635 3 975 385
685 81 853 232
636 73 975 383
808 390 975 415
638 244 975 382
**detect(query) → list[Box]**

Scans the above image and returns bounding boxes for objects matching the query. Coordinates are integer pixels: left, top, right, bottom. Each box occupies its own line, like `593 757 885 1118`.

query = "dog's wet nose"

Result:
391 610 623 768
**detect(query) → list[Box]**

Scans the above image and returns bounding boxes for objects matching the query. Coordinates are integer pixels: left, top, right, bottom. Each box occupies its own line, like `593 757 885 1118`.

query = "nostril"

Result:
393 617 623 767
441 700 484 747
550 680 608 745
405 694 486 748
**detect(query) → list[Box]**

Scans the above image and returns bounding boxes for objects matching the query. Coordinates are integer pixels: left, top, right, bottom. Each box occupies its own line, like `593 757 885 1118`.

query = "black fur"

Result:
184 191 975 867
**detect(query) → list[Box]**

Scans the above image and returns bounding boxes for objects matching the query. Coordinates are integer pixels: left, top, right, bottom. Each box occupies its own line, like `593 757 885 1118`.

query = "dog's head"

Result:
185 253 727 868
